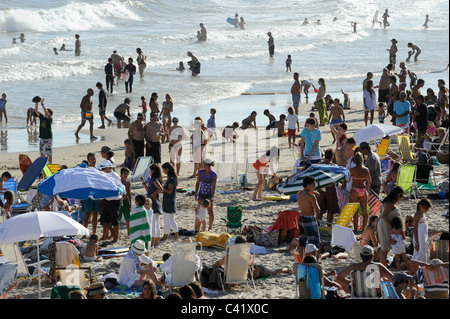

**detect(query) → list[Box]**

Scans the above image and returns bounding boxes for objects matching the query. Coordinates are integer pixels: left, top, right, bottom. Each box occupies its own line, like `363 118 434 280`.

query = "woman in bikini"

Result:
359 215 380 259
348 152 371 232
252 146 280 201
396 62 408 92
159 93 173 143
168 117 185 175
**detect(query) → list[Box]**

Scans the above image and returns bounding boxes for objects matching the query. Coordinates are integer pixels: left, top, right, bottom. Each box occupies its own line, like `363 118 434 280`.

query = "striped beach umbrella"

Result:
277 164 350 195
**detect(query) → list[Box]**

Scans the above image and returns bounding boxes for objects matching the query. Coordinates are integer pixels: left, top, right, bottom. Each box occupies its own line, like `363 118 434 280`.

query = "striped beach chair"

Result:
350 270 380 299
380 280 400 299
432 240 449 262
355 190 382 231
130 156 152 182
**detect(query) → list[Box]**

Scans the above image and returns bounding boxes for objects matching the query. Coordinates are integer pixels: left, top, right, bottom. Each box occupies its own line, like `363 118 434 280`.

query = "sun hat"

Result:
305 244 318 254
86 282 108 297
392 272 413 283
203 158 214 165
97 159 115 170
131 239 148 254
101 146 112 153
360 245 374 256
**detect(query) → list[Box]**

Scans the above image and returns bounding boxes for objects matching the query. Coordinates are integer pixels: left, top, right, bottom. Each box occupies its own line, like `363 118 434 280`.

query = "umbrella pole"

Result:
37 240 41 299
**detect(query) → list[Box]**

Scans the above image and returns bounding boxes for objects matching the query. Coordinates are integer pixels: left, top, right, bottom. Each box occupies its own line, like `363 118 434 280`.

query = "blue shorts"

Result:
82 198 100 213
292 94 300 109
330 118 343 125
298 215 320 247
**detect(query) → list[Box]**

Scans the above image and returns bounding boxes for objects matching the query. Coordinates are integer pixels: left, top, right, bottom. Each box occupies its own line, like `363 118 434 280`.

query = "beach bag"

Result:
242 225 261 243
253 228 279 247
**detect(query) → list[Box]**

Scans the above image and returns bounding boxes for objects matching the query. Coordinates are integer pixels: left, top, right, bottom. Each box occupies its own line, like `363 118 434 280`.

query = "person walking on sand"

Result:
75 88 97 140
267 32 274 58
315 78 328 126
195 158 217 231
291 73 302 115
96 82 113 129
74 34 81 56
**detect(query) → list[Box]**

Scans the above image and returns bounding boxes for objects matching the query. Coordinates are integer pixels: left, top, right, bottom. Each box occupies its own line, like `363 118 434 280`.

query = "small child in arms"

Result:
195 199 210 232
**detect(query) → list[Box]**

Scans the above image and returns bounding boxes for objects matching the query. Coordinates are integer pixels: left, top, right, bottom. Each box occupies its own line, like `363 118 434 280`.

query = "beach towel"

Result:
297 264 321 299
331 225 358 252
270 210 301 242
316 98 328 125
129 206 152 249
55 242 80 267
195 232 232 249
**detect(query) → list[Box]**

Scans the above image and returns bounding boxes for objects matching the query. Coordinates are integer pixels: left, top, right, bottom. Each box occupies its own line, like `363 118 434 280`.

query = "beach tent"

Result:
277 164 349 196
37 166 124 200
0 211 89 298
353 124 402 145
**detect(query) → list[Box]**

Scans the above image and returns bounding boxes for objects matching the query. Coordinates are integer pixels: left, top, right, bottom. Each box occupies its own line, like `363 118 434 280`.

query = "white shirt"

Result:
286 114 299 130
118 251 156 287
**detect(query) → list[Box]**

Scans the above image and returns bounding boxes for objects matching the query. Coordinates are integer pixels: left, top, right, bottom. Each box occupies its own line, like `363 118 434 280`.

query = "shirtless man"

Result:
328 98 345 143
335 245 393 295
335 137 356 167
296 176 321 261
187 51 200 76
387 39 398 71
291 73 302 115
412 78 425 104
422 15 432 29
75 88 97 140
127 113 146 167
144 112 164 163
407 42 422 62
198 23 207 41
111 50 125 78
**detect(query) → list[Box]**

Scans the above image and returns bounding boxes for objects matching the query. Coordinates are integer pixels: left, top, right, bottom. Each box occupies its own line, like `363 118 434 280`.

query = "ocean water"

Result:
0 0 448 153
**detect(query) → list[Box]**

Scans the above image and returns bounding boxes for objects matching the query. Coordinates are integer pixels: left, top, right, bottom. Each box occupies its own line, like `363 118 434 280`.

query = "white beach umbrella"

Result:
0 211 90 298
353 124 402 145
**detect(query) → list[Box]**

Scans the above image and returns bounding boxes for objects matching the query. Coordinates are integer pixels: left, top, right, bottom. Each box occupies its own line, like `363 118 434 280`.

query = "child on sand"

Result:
195 199 209 232
377 102 386 123
286 106 299 148
390 216 413 273
0 93 7 123
305 112 319 129
139 96 147 119
84 234 103 262
2 190 14 219
207 108 217 140
123 139 134 170
286 55 292 72
328 98 345 144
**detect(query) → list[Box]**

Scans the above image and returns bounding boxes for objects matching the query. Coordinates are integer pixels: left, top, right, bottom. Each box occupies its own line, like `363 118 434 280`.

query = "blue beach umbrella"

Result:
38 166 124 200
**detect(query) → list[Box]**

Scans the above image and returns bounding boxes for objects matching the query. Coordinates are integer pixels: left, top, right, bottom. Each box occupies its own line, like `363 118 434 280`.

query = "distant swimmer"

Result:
60 44 66 51
187 51 200 76
333 17 338 22
286 55 292 72
407 42 422 62
372 10 382 28
233 13 239 28
382 9 390 29
19 33 25 43
422 15 432 29
75 34 81 56
239 17 246 30
12 38 17 44
351 22 358 33
301 18 309 26
267 32 274 58
53 47 58 55
316 19 321 25
387 38 398 71
197 23 207 41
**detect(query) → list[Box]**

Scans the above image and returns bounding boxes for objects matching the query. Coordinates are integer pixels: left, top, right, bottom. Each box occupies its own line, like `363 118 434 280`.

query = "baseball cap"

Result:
392 272 413 283
360 245 374 256
97 159 115 170
305 244 318 254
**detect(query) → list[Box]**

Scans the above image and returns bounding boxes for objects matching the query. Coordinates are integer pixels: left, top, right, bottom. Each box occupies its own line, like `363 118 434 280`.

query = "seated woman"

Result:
348 152 371 232
424 127 447 156
382 162 400 195
359 215 380 259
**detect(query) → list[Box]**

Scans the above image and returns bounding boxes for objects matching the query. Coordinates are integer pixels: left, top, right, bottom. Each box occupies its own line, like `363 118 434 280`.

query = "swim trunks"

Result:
39 138 53 156
298 215 320 247
81 110 93 121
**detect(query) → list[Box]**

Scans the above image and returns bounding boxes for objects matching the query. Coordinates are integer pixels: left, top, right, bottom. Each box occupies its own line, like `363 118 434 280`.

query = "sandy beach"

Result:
0 97 448 301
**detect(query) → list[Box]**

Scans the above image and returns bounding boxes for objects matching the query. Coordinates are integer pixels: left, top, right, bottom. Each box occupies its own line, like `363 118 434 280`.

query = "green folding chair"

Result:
221 206 247 234
397 165 416 197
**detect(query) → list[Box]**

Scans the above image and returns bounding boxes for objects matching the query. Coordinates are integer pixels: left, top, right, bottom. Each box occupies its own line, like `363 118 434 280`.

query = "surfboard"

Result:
226 17 236 25
263 195 290 201
19 154 32 175
99 246 130 255
18 156 48 192
125 70 130 82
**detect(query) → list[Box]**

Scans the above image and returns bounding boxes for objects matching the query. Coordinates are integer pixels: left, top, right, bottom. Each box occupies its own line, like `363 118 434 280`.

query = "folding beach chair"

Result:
331 224 361 260
42 163 61 178
222 242 256 291
380 280 400 299
221 206 247 234
397 165 416 197
130 156 152 182
1 177 32 214
54 266 93 289
293 262 325 299
350 269 381 299
165 242 202 292
215 154 239 194
419 266 449 299
355 190 381 231
431 240 449 262
336 203 360 227
243 157 259 188
397 134 415 163
0 242 51 286
376 138 390 159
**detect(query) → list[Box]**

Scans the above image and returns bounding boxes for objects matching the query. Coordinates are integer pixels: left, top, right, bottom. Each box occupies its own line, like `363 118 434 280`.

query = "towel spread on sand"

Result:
195 232 232 249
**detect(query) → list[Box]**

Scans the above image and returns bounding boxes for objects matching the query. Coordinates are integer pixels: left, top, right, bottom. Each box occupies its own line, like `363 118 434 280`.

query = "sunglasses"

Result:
137 117 143 120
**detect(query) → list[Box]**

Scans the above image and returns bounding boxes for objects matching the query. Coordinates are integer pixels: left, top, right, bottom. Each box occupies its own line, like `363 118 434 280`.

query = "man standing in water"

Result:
75 34 81 57
267 32 274 58
187 51 201 76
75 88 97 140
